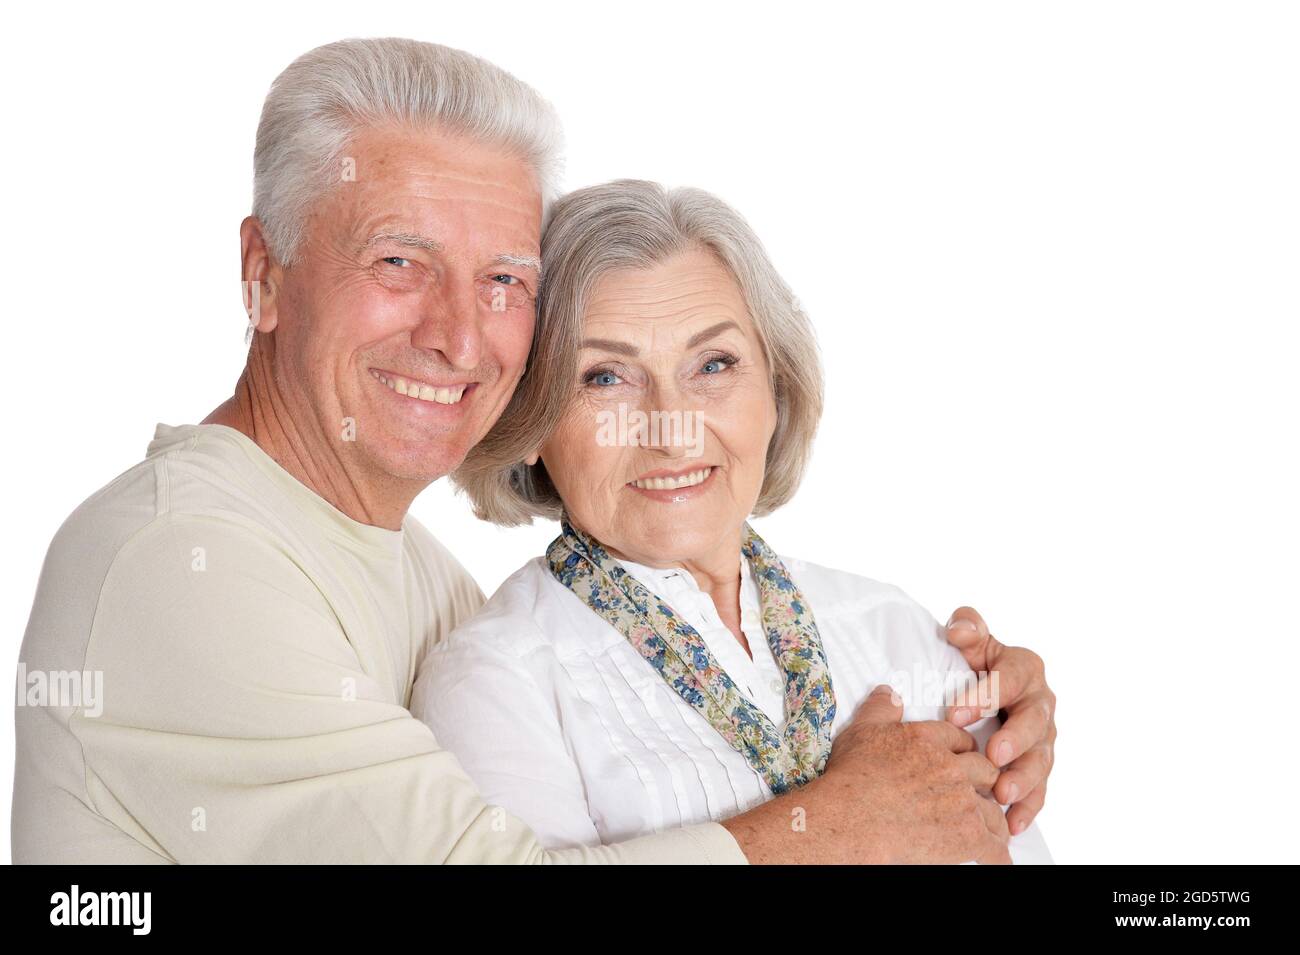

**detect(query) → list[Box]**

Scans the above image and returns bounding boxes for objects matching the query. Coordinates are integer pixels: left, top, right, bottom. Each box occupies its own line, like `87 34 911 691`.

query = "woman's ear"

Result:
524 449 541 467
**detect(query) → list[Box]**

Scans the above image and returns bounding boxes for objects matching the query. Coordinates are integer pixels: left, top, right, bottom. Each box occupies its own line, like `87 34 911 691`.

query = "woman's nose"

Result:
643 376 690 413
638 380 704 453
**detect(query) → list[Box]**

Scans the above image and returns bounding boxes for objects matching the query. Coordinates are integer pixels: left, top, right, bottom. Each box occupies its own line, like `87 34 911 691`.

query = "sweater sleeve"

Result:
54 516 745 865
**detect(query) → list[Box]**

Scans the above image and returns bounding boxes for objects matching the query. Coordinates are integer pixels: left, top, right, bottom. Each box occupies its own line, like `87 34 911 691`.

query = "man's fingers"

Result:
980 645 1045 719
852 684 904 725
955 752 999 797
944 606 997 665
908 719 977 755
948 645 1043 727
988 689 1055 767
945 606 989 647
943 606 1005 725
1007 781 1048 836
994 740 1054 804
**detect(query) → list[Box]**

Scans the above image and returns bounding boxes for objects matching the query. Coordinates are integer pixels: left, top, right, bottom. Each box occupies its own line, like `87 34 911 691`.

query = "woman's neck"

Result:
687 560 751 659
607 536 752 659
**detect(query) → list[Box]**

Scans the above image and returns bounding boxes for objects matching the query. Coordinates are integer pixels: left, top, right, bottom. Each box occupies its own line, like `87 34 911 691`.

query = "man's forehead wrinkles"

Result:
354 192 540 231
349 204 539 258
372 168 540 207
422 168 539 197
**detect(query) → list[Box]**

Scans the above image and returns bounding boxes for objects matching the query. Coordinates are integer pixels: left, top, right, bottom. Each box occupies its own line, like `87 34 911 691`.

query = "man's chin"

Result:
366 440 472 486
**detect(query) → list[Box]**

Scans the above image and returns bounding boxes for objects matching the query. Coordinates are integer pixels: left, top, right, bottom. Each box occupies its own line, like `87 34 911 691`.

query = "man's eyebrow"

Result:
358 232 444 254
492 253 542 275
357 236 541 276
685 320 741 348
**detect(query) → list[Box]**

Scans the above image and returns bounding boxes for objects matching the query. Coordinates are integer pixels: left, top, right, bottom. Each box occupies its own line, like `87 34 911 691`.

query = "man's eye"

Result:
381 256 412 268
491 274 520 285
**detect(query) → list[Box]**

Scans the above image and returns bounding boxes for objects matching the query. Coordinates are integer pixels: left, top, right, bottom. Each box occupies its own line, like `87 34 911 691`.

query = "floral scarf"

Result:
545 514 836 794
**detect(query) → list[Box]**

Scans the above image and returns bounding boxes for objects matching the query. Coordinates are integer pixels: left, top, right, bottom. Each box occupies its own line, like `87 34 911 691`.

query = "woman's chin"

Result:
607 518 735 568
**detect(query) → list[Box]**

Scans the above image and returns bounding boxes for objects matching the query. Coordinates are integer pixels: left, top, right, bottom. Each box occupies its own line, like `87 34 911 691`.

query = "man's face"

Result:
269 124 542 485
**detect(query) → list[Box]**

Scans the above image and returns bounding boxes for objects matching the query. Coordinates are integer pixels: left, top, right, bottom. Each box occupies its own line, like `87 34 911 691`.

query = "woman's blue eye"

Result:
587 370 622 387
701 355 736 374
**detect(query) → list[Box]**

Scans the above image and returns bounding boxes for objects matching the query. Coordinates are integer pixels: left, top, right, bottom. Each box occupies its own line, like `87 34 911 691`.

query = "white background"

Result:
2 0 1296 864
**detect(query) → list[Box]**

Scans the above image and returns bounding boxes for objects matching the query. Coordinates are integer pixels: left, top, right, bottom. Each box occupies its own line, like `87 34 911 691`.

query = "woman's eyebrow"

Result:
685 320 741 348
582 320 742 357
581 337 639 356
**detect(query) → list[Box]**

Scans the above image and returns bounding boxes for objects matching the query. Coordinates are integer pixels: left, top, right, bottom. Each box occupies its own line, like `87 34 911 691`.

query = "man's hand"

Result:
722 685 1011 864
943 606 1057 837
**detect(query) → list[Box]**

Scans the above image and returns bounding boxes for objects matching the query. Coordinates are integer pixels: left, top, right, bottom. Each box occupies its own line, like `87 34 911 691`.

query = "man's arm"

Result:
30 516 741 864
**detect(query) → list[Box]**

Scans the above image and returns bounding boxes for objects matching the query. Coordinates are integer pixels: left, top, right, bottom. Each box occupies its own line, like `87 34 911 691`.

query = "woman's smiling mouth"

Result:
628 465 717 500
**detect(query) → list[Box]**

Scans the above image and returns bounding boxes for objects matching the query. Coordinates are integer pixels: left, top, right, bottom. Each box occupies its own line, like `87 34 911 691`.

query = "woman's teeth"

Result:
632 467 713 491
370 369 466 405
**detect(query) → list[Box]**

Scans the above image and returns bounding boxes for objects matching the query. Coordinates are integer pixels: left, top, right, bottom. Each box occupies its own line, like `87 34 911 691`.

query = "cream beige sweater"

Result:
12 423 745 864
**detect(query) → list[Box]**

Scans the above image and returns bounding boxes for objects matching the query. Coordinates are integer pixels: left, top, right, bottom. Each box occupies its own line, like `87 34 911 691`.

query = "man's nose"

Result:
410 284 483 371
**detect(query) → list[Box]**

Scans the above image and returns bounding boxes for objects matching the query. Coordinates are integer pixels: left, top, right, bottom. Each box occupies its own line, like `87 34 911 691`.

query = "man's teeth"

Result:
632 467 713 491
370 370 466 405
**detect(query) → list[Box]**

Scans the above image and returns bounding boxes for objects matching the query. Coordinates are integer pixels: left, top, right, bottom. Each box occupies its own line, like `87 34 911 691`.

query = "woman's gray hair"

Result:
454 178 824 526
253 37 564 265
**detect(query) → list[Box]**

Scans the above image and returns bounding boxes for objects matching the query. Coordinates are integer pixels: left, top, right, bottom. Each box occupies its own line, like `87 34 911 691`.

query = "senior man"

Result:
12 37 1056 863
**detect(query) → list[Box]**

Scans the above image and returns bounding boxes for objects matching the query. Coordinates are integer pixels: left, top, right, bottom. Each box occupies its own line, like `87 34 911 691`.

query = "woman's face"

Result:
537 247 777 567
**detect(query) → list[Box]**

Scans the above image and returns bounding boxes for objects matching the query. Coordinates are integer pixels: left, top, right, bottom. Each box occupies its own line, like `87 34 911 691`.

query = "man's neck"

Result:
203 355 421 531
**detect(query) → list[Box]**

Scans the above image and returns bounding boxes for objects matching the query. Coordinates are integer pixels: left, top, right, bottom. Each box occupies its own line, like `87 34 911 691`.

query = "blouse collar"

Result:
614 552 762 637
612 552 783 724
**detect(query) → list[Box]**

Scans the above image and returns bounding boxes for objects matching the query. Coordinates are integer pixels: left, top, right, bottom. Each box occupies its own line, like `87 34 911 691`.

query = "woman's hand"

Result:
943 606 1057 838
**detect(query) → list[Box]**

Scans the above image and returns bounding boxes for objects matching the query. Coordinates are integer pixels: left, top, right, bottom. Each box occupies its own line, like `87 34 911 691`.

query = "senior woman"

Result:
412 179 1053 863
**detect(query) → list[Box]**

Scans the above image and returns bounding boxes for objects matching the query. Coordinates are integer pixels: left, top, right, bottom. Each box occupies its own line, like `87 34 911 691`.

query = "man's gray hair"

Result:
253 37 564 264
454 179 825 526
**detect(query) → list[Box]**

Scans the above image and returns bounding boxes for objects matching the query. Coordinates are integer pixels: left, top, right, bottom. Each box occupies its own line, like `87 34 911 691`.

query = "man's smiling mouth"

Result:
369 368 469 405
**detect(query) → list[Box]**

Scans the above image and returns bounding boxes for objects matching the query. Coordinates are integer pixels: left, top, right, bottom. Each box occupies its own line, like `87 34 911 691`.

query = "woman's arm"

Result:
411 631 604 850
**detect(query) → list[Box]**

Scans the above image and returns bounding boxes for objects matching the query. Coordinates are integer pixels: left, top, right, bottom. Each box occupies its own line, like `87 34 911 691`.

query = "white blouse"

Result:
412 549 1052 864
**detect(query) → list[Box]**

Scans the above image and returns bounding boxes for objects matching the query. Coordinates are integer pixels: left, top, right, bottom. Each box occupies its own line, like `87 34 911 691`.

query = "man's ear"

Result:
240 215 281 335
